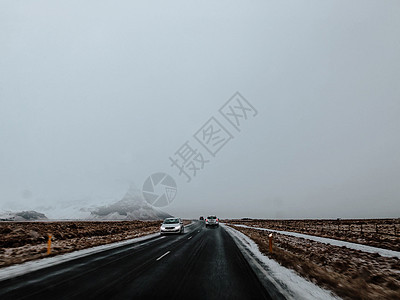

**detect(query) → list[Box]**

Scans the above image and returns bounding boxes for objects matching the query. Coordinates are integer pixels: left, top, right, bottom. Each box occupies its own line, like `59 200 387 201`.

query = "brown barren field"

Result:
227 219 400 252
0 220 192 268
226 219 400 300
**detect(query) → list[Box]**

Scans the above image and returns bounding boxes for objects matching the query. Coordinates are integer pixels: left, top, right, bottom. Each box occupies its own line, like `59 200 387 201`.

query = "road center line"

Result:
188 236 192 240
156 251 171 261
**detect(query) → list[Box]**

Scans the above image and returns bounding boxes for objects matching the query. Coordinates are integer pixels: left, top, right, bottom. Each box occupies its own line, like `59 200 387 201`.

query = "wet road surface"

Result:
0 222 272 300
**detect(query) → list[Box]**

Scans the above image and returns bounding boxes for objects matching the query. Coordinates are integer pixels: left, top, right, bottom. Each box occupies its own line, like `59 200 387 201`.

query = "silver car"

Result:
205 215 219 227
160 218 184 235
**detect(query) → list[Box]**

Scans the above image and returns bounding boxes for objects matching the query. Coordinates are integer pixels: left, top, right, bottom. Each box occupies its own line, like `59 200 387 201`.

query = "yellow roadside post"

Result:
268 233 273 253
47 234 52 255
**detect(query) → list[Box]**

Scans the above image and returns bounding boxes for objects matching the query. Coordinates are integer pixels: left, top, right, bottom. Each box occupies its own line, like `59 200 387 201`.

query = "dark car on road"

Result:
199 216 204 220
205 215 219 227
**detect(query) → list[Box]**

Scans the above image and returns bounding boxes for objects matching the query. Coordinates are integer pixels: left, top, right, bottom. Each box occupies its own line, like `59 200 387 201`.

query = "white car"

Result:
160 218 184 235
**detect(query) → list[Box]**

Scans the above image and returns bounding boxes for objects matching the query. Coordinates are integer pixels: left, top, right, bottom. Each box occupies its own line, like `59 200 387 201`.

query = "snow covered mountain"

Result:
0 210 47 221
89 186 171 221
0 185 171 221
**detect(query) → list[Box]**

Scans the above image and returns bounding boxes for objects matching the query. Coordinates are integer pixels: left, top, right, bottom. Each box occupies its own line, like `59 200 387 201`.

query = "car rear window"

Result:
208 216 216 219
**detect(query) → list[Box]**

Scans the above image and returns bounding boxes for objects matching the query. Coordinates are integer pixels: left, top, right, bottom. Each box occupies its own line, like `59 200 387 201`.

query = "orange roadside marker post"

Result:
268 233 273 253
47 234 52 255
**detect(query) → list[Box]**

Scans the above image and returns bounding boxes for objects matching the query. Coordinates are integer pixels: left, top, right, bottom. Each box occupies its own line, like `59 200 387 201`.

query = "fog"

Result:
1 0 399 219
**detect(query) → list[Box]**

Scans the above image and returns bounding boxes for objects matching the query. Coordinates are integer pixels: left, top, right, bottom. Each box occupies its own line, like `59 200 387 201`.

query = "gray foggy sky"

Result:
1 0 399 219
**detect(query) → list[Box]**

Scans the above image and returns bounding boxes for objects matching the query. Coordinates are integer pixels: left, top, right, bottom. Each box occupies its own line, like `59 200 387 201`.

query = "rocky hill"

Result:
90 186 171 220
0 210 47 221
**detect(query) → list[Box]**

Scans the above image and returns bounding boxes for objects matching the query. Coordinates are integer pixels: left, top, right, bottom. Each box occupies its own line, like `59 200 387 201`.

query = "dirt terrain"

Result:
226 219 400 252
229 223 400 300
0 220 193 268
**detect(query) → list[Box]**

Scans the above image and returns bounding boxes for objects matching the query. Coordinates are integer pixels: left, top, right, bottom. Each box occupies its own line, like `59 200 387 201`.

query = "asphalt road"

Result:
0 222 273 300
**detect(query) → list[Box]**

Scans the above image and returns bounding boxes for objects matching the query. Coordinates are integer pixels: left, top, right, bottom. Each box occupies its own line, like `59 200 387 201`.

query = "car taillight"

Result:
216 219 219 222
206 219 208 222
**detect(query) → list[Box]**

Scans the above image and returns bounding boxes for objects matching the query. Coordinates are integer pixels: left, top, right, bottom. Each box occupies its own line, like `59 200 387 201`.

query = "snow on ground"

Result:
0 221 196 281
224 224 340 300
232 224 400 259
0 233 161 282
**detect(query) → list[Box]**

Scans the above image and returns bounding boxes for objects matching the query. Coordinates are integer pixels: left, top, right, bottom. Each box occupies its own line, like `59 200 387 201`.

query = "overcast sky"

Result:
1 0 399 219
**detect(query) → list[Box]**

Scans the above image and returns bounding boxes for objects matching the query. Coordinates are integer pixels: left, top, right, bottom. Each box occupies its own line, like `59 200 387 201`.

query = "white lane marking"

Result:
0 232 162 282
156 251 171 261
188 236 192 240
198 230 200 232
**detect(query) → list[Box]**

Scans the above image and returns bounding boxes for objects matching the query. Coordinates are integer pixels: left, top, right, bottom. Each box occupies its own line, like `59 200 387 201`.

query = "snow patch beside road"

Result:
224 224 340 300
232 224 400 259
0 222 196 282
0 232 160 282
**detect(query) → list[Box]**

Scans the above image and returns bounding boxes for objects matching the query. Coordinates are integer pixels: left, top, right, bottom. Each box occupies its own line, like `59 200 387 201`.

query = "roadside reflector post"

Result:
268 233 273 253
47 234 52 255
